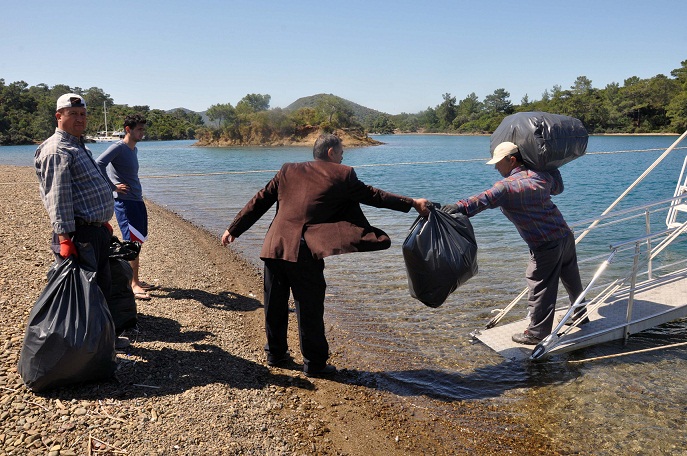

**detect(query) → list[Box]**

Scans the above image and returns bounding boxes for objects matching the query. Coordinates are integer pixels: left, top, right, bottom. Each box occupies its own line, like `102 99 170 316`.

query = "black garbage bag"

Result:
490 111 588 170
402 206 478 307
17 243 116 392
108 258 137 335
108 236 138 335
109 236 140 261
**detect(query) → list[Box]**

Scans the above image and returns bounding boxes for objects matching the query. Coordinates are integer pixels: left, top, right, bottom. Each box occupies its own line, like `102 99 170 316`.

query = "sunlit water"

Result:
4 134 687 454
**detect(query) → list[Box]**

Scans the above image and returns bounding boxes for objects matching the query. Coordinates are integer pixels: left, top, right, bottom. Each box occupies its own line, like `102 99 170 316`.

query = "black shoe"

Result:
115 336 131 350
266 353 292 367
512 331 542 345
304 364 337 378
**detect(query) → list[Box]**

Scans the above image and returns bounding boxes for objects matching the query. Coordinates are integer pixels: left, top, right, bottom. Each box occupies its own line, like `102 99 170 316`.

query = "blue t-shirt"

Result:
95 140 143 201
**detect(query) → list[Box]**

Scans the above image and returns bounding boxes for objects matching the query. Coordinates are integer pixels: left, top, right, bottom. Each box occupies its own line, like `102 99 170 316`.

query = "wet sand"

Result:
0 165 560 455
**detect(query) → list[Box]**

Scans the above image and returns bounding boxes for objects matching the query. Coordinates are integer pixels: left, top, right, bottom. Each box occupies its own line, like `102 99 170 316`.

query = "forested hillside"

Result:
2 59 686 146
0 83 203 145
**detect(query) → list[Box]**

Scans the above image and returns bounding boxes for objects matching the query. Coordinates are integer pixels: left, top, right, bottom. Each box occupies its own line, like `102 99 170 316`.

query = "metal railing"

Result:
530 211 687 360
475 130 687 361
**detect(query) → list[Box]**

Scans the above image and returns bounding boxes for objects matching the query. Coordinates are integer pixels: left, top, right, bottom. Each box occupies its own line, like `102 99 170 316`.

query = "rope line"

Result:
2 146 685 183
566 340 687 363
137 146 687 179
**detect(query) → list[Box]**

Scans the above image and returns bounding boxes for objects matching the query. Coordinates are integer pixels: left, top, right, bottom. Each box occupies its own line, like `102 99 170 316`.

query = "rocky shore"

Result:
193 127 383 148
0 165 559 455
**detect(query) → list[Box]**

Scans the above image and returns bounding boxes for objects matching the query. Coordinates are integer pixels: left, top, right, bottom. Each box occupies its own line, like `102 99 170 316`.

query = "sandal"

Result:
134 292 151 301
140 281 159 291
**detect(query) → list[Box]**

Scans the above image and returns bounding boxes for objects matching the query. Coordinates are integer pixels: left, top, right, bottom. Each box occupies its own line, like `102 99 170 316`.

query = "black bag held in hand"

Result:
17 243 117 392
402 205 478 307
490 111 588 170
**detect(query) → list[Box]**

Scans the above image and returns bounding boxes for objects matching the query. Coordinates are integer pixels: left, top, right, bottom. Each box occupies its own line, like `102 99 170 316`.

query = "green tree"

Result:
206 103 236 127
236 93 271 114
370 114 395 134
436 93 457 129
453 92 483 128
315 95 355 128
416 107 440 131
667 92 687 131
483 88 513 114
571 76 593 95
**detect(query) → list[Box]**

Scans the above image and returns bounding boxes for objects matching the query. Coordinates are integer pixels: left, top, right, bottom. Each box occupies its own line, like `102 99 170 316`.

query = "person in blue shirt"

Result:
96 114 156 302
442 141 586 345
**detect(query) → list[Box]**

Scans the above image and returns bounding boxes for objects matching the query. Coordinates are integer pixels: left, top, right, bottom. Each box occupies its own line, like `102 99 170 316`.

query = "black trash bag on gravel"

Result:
107 236 138 335
17 243 116 392
108 257 137 335
402 205 478 308
109 236 140 261
490 111 588 170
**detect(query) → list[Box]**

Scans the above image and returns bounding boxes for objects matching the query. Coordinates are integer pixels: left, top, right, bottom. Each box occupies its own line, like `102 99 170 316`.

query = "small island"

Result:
193 125 382 147
192 94 384 147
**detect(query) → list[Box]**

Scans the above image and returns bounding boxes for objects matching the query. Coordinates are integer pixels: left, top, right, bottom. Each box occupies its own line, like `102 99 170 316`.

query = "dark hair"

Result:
313 133 341 160
124 114 147 130
511 152 524 164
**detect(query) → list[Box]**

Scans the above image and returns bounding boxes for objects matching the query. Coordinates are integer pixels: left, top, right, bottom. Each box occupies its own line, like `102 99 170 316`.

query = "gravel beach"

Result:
0 165 559 455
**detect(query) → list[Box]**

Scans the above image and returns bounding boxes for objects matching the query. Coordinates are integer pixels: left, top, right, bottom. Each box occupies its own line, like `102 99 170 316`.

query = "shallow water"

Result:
4 134 687 453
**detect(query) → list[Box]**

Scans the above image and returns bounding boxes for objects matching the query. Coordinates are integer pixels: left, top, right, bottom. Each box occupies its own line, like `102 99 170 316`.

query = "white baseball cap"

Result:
486 141 519 165
56 93 87 111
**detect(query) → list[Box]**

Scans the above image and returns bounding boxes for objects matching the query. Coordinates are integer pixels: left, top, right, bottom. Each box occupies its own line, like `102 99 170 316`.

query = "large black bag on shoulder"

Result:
490 111 588 170
17 243 116 392
402 206 478 308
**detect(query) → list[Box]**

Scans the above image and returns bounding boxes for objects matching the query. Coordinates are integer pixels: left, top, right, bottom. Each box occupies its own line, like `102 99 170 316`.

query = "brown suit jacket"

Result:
227 160 414 261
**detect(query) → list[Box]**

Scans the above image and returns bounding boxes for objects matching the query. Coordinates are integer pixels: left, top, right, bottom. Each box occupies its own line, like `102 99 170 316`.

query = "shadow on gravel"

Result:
156 286 262 312
134 314 212 343
38 342 315 401
35 312 317 401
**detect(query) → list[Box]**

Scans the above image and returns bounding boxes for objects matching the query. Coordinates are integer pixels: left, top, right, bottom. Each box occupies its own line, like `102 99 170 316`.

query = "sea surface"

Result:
3 134 687 454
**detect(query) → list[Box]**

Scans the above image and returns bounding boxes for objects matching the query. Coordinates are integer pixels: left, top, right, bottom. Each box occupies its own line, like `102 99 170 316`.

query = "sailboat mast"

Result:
103 101 108 136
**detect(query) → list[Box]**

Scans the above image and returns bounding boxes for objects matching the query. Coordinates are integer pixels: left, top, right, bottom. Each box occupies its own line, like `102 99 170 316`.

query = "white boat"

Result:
473 130 687 361
88 131 125 143
86 102 124 143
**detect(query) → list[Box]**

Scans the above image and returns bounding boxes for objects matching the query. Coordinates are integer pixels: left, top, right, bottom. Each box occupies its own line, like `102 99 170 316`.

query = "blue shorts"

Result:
114 199 148 243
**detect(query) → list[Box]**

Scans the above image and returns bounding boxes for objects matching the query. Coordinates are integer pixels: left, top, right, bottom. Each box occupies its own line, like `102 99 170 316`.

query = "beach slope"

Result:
0 165 558 455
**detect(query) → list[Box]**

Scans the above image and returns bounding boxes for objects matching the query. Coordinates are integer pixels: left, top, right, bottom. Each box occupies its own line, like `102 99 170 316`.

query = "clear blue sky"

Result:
2 0 685 114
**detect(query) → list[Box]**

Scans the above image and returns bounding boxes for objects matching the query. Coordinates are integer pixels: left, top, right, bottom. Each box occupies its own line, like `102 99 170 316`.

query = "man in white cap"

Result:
442 141 585 345
34 93 117 329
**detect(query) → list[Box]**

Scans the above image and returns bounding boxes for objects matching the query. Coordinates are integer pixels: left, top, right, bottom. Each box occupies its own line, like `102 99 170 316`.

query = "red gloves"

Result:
59 239 78 258
104 221 113 235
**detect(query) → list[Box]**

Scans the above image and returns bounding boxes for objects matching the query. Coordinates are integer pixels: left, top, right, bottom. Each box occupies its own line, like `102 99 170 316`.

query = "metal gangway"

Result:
474 130 687 361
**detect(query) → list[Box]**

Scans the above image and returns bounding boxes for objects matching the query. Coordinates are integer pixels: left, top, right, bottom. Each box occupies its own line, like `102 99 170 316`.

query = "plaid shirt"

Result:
35 129 114 234
456 166 570 249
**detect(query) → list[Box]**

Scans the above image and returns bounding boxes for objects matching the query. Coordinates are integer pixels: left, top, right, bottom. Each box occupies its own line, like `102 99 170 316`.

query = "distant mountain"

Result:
165 107 215 127
286 94 388 125
165 94 386 129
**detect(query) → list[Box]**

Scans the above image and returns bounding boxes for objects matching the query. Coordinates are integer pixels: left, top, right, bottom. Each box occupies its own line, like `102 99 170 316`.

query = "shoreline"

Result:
0 165 559 455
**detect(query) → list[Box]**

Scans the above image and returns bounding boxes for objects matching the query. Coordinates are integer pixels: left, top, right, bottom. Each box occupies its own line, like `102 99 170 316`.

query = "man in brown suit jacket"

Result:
222 133 429 377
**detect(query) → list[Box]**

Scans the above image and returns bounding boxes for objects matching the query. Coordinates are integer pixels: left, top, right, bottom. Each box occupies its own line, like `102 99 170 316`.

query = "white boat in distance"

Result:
85 102 124 143
87 131 125 143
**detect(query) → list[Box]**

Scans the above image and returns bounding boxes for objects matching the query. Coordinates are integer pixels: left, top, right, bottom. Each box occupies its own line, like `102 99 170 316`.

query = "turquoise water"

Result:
4 135 687 453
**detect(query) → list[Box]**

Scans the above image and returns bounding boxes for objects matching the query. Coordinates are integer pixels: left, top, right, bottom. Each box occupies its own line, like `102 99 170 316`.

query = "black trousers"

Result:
52 224 112 301
526 230 583 339
263 242 328 371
